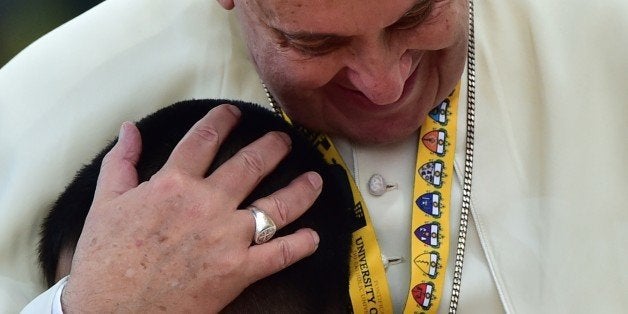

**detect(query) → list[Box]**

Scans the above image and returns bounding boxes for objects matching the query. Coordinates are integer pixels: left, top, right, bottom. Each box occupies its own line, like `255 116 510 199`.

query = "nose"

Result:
345 40 413 105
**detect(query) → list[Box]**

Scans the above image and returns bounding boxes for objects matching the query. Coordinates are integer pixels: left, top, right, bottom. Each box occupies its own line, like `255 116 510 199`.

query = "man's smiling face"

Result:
226 0 468 144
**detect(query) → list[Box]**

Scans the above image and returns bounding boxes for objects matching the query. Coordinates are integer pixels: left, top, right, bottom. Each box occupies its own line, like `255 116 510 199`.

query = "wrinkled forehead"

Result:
248 0 424 34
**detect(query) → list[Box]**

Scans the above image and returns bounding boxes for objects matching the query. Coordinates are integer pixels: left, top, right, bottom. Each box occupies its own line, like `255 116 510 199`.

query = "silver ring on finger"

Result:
248 206 277 244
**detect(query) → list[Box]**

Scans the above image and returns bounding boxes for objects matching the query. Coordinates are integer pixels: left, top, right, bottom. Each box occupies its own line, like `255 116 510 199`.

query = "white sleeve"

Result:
0 0 265 312
20 276 68 314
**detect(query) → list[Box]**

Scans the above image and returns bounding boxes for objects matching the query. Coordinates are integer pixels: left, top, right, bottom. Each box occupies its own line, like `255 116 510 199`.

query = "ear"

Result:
216 0 235 10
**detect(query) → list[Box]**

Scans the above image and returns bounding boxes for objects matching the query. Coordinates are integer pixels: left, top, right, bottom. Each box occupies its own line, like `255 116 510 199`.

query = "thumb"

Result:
93 122 141 203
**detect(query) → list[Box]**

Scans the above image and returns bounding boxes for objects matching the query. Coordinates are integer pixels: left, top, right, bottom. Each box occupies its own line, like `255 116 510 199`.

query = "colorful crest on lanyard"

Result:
414 251 441 279
412 282 436 310
422 129 448 156
418 161 445 188
429 99 450 125
414 222 441 248
416 192 442 218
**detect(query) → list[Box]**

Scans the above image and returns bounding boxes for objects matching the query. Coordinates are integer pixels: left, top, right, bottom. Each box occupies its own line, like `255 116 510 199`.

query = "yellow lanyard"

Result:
403 85 459 313
277 83 460 313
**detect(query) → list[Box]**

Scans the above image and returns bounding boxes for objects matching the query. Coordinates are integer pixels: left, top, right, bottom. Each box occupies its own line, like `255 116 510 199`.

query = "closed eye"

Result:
278 32 350 57
389 0 434 30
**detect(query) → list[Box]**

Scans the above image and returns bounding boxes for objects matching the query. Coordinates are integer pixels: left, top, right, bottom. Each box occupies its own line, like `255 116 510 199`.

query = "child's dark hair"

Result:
39 99 354 313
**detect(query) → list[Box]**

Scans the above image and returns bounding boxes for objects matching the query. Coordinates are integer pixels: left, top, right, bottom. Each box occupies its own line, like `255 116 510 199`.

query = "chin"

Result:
321 119 420 145
346 128 418 145
341 110 427 145
280 95 425 145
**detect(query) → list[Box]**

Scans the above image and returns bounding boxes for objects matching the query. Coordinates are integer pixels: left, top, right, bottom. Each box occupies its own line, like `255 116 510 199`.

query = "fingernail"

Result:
307 172 322 189
310 229 320 246
225 104 241 117
297 228 319 248
118 122 129 139
277 132 292 146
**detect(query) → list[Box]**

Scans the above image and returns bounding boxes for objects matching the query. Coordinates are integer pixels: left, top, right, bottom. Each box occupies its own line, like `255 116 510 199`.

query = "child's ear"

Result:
216 0 235 10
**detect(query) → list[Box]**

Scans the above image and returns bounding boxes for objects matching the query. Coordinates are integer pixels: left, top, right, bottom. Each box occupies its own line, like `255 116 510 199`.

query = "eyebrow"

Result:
272 0 433 42
390 0 433 29
279 32 349 45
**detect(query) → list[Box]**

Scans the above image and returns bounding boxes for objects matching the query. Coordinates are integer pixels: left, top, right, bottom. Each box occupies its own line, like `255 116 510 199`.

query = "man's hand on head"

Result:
61 104 321 312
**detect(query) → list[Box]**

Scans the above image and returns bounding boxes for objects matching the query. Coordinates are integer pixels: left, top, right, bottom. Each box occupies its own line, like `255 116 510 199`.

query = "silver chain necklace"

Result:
263 1 476 311
449 0 476 312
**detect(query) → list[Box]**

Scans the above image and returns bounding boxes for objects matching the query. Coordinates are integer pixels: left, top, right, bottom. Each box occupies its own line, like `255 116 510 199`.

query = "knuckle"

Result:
151 171 187 194
268 131 290 147
100 152 115 170
270 196 290 226
100 145 120 169
213 258 242 281
276 239 294 269
191 125 219 144
237 150 265 176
